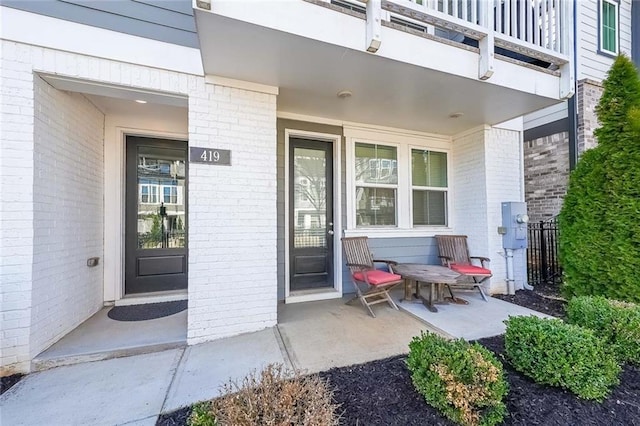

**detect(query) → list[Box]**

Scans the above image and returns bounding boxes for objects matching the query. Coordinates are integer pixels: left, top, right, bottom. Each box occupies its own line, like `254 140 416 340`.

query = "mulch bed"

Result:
0 374 24 396
319 337 640 426
493 282 567 318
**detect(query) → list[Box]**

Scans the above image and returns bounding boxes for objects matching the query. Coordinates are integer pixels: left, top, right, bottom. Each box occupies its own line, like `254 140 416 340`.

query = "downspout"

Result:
568 0 578 170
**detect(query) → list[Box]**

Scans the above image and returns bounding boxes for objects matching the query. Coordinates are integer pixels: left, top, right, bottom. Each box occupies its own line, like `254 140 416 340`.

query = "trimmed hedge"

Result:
567 296 640 365
558 54 640 302
407 332 508 426
504 316 620 400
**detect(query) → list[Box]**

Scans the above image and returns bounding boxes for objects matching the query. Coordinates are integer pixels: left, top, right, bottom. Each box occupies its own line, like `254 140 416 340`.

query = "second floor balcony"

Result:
193 0 574 134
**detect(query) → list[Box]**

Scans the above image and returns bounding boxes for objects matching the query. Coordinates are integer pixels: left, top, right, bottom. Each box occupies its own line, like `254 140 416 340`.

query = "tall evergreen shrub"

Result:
559 55 640 302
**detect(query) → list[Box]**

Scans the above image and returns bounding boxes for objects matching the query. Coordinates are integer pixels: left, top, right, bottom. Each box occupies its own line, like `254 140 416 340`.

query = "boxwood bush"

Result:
407 332 508 426
567 296 640 365
504 316 620 400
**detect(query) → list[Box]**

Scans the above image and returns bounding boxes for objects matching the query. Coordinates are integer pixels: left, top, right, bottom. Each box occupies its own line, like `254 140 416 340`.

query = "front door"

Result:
289 138 334 292
125 136 187 294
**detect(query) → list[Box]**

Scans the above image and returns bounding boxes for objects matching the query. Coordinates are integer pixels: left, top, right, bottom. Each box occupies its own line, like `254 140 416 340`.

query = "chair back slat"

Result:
342 237 374 273
435 235 472 265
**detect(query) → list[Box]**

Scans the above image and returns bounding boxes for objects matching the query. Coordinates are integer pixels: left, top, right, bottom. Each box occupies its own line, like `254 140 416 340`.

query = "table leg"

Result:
419 282 438 313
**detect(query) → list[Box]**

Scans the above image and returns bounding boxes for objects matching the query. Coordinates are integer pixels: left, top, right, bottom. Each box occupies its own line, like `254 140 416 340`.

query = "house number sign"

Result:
189 147 231 166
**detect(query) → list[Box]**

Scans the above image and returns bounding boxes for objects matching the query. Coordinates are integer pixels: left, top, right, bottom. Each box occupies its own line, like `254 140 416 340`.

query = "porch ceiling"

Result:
195 10 561 135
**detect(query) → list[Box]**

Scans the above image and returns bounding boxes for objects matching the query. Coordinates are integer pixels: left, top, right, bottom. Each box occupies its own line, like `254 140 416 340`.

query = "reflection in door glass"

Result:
137 147 186 249
294 147 327 249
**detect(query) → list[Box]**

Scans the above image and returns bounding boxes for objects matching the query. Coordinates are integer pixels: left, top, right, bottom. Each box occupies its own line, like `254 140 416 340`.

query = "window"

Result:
163 185 178 204
355 143 398 226
600 0 619 55
411 149 447 226
347 130 451 233
140 184 159 204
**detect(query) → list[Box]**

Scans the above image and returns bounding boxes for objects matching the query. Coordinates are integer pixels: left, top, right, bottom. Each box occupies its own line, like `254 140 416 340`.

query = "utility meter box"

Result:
501 202 528 249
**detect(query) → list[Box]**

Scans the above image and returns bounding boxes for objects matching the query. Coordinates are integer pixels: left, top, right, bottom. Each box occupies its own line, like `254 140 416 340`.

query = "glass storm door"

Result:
289 138 334 292
125 137 187 294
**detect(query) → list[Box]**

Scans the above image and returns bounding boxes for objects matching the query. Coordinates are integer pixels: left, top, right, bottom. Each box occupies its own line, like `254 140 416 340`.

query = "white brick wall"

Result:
30 75 105 357
187 83 278 344
0 39 199 373
484 127 527 293
0 44 36 374
452 126 526 294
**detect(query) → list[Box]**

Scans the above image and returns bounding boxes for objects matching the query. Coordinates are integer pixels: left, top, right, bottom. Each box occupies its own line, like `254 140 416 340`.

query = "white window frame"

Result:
599 0 619 56
409 146 449 227
354 140 400 228
345 126 452 238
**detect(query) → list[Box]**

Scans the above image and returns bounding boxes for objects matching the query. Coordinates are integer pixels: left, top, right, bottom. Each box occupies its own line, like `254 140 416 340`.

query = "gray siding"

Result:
3 0 198 48
275 118 442 298
341 237 439 293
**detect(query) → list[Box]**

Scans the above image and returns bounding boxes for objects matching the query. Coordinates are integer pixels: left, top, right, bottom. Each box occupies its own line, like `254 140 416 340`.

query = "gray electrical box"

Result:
501 202 528 249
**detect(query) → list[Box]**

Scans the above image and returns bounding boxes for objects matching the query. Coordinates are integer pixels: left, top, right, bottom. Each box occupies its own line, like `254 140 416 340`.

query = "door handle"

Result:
327 230 334 235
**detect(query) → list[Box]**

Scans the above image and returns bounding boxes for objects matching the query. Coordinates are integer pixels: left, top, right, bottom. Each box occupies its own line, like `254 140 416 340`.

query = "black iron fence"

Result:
527 217 562 286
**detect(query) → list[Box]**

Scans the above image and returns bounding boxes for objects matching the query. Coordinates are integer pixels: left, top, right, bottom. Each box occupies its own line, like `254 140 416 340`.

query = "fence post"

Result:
539 220 548 283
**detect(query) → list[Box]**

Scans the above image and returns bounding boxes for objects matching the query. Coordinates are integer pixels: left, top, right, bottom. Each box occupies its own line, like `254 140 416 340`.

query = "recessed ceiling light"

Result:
337 90 353 99
449 112 464 118
135 99 147 104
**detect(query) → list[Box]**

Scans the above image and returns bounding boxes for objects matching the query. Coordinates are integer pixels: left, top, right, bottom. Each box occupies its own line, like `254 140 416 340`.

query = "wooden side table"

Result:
392 263 463 312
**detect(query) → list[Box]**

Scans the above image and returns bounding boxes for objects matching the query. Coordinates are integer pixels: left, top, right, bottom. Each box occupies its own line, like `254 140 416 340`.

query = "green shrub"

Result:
504 316 620 400
567 296 640 365
407 332 508 426
192 363 339 426
558 54 640 302
188 402 217 426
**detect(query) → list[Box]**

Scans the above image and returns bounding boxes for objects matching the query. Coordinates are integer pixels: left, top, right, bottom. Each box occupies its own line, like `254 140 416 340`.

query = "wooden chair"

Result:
341 236 403 317
435 235 491 301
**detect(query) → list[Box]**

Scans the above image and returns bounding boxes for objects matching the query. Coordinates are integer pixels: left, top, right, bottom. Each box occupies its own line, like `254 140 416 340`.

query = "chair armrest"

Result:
470 256 491 268
346 263 375 271
373 259 398 266
438 255 453 267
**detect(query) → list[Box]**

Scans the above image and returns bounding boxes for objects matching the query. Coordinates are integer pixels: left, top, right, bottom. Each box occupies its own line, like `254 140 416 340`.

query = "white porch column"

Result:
452 123 526 295
187 79 278 344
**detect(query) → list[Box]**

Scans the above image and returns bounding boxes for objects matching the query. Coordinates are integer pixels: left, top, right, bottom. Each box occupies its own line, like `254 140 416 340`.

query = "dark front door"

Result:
125 136 187 294
289 138 334 291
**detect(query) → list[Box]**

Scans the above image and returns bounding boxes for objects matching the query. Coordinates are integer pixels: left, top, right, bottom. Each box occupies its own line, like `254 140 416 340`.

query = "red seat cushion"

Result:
450 264 492 276
353 270 402 285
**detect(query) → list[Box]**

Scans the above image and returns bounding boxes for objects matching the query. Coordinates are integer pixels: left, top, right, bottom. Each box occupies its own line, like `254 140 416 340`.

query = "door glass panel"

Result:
293 147 327 249
137 147 186 249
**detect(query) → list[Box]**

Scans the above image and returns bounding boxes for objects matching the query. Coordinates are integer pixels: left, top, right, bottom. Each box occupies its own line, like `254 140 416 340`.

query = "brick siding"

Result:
523 132 570 222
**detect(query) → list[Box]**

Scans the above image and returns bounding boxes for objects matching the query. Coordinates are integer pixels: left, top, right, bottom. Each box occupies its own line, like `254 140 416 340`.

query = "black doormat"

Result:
107 300 187 322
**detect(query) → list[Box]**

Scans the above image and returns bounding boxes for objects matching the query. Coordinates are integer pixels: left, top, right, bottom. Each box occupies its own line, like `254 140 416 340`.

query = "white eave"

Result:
193 0 569 135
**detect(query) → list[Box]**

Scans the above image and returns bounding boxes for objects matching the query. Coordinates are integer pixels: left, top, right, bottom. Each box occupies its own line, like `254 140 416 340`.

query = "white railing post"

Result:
559 0 574 99
366 0 383 53
478 0 494 80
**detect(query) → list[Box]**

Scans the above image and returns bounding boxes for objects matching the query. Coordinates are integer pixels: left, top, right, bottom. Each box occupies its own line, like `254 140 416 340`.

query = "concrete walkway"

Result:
0 295 549 425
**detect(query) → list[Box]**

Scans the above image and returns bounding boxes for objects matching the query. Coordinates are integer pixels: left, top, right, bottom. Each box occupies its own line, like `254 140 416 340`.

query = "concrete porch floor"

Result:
32 306 187 371
31 291 550 372
2 295 553 425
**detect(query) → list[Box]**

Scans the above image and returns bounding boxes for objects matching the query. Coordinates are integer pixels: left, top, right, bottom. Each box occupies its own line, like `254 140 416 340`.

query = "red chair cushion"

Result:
450 264 492 276
353 270 402 286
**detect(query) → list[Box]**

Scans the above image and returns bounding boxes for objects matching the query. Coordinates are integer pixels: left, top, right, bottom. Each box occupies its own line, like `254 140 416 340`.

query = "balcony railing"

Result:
410 0 569 55
323 0 574 99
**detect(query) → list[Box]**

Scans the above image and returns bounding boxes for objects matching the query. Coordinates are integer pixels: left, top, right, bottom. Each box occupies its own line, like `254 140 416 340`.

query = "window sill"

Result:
343 227 453 238
596 49 618 59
